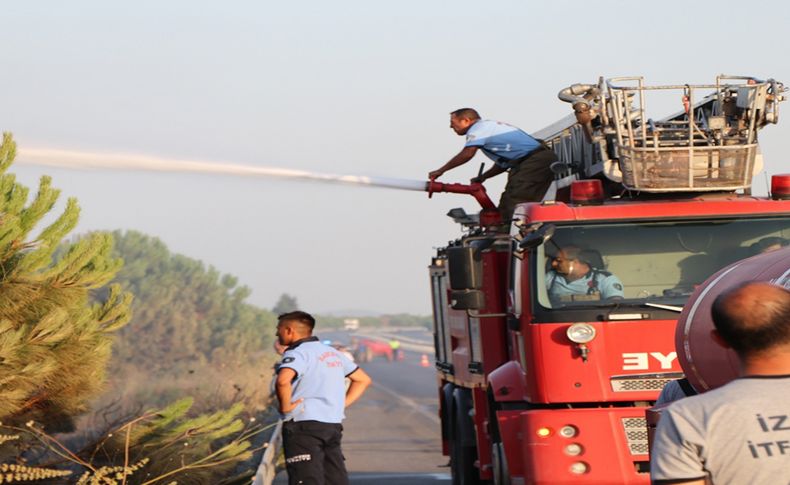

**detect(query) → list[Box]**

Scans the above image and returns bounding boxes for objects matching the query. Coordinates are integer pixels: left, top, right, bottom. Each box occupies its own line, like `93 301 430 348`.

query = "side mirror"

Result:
518 223 556 250
447 246 482 290
447 246 485 310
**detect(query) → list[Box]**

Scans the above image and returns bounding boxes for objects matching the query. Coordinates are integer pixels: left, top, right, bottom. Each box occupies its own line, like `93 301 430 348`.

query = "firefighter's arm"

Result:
471 164 506 183
275 367 303 413
429 146 478 180
344 367 372 408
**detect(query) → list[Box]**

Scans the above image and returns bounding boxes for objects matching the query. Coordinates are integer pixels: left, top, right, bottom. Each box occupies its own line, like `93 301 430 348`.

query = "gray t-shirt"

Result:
651 376 790 485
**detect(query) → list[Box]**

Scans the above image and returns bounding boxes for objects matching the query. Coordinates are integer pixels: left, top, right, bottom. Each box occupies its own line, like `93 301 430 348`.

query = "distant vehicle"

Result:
354 338 393 363
331 343 356 363
343 318 360 331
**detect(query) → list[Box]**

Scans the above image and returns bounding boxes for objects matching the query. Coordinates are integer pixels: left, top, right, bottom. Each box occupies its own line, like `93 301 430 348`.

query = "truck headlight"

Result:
566 323 596 344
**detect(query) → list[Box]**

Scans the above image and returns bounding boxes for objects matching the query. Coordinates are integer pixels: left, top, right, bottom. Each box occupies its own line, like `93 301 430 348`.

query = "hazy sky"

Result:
3 1 789 314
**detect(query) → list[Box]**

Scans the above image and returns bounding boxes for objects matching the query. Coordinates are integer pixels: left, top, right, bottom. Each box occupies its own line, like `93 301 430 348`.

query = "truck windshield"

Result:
535 216 790 309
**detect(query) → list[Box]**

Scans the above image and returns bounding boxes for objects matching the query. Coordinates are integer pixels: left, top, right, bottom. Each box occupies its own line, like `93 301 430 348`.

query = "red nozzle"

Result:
425 180 497 210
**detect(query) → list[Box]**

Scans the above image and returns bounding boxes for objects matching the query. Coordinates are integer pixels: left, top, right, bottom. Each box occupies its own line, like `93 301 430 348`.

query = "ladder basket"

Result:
617 143 757 192
606 76 777 192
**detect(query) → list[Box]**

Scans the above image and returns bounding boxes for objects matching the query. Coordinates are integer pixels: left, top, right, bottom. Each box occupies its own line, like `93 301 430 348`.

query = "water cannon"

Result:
426 179 502 227
426 179 496 210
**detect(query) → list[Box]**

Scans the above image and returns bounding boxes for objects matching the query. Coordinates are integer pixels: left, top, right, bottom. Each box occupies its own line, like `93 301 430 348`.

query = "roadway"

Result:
274 327 451 484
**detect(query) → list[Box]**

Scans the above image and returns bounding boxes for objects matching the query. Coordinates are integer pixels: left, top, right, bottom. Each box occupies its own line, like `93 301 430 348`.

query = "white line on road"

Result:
371 380 440 425
350 473 450 481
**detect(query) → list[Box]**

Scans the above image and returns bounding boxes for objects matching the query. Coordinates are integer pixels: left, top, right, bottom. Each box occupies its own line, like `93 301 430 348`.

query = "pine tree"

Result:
0 133 133 428
1 397 265 485
99 230 277 413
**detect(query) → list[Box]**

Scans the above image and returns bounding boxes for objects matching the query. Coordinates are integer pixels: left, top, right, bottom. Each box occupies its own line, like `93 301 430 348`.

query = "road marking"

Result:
350 472 450 481
371 380 440 425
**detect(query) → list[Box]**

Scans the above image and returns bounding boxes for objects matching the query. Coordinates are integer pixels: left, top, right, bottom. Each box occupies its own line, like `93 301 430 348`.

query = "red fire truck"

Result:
427 75 790 484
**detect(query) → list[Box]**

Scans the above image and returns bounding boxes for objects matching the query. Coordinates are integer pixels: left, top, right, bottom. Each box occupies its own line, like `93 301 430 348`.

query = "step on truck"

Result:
426 75 790 484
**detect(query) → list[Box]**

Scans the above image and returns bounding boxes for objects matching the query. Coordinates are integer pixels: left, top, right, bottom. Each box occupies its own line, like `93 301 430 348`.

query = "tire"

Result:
491 441 511 485
487 388 509 485
450 393 483 485
451 419 479 485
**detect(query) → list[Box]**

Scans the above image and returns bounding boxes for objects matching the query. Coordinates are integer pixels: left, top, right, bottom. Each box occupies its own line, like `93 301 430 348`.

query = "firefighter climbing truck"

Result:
426 75 790 484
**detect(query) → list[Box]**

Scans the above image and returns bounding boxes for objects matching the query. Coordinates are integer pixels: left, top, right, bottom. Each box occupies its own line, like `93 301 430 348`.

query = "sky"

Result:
2 0 789 315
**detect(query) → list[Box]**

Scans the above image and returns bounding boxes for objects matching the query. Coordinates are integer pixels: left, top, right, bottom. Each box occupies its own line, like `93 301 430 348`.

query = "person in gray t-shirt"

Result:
651 282 790 485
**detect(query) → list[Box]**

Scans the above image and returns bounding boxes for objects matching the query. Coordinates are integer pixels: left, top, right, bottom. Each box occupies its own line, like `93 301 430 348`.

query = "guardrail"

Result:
252 419 283 485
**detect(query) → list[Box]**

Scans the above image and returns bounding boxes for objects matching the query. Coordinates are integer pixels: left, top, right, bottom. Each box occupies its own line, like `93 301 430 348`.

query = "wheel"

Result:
450 394 483 485
491 441 511 485
487 388 509 485
451 419 480 485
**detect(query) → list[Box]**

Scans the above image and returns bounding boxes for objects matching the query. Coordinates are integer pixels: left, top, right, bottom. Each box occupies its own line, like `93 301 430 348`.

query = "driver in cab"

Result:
547 246 624 302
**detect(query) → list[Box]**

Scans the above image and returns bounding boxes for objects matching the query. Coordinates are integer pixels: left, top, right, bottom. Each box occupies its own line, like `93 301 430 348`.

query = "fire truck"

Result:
426 75 790 484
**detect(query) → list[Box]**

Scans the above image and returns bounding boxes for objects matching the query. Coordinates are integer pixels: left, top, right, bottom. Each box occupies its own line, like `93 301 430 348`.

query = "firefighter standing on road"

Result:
275 311 372 485
429 108 557 222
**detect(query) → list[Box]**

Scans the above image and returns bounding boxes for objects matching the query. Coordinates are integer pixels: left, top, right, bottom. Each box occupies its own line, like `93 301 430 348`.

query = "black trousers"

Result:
282 420 349 485
499 147 557 222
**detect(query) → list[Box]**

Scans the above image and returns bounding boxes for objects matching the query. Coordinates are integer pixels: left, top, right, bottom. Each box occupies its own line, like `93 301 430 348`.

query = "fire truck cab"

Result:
428 75 790 484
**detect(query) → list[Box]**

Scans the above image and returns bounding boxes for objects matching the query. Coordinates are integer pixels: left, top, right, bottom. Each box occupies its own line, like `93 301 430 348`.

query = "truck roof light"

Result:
536 427 553 438
771 174 790 200
564 443 583 456
559 425 578 438
570 180 604 205
569 462 589 475
566 323 596 344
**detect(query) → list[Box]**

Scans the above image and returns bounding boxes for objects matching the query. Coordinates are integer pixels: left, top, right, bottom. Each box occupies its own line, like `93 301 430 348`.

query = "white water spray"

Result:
16 147 429 192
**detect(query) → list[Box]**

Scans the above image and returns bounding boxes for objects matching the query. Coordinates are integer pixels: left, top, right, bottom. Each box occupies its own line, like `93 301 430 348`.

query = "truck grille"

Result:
610 372 683 392
621 417 649 455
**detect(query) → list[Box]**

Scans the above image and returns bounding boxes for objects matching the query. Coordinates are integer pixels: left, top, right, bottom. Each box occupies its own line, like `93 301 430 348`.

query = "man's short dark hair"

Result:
450 108 481 120
711 282 790 356
557 246 604 270
278 311 316 331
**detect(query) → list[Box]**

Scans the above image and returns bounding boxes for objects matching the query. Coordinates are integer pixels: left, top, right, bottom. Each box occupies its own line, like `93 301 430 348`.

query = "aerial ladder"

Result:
545 75 785 195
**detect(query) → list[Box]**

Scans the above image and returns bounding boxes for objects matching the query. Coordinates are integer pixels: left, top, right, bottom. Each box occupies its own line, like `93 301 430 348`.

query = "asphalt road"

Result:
274 328 450 484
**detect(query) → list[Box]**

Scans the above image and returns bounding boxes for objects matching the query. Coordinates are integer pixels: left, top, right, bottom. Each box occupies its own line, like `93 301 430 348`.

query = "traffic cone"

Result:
420 354 430 367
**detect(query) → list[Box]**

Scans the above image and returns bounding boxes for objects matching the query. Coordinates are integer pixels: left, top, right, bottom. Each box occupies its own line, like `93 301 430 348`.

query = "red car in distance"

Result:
353 338 393 363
